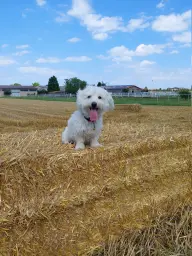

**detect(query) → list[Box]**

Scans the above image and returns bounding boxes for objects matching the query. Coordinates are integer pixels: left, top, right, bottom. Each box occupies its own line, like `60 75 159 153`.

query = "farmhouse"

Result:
0 85 38 97
167 87 185 91
37 85 48 91
104 85 143 93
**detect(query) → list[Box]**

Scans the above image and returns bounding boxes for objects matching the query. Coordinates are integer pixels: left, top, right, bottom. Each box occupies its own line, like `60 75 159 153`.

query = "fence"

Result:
111 92 179 97
29 92 192 106
43 93 76 98
113 94 191 106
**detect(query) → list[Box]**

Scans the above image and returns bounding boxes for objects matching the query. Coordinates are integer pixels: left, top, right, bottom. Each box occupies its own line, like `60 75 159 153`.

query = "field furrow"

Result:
0 98 191 255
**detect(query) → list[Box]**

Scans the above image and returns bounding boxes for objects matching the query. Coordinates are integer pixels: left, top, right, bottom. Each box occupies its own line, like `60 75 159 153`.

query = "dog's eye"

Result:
87 95 91 99
98 96 102 99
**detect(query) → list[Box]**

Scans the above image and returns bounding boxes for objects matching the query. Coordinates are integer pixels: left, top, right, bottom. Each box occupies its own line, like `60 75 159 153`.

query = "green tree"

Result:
65 77 87 94
37 89 48 95
143 86 149 92
97 81 106 87
122 88 129 93
179 89 191 100
32 82 40 87
13 83 21 86
47 76 60 92
4 90 12 96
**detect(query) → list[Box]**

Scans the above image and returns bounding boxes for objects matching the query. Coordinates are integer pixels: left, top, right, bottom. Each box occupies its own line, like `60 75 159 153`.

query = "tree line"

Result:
43 76 106 94
7 77 191 100
5 77 107 96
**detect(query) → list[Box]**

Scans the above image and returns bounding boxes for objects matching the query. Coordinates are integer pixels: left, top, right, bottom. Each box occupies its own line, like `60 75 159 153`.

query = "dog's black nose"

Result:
91 102 97 109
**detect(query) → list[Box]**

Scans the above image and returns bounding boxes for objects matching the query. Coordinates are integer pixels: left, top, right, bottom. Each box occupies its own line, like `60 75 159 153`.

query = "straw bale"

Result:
0 98 192 255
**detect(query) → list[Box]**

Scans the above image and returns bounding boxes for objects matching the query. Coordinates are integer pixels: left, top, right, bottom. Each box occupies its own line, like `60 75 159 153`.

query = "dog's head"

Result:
76 86 114 121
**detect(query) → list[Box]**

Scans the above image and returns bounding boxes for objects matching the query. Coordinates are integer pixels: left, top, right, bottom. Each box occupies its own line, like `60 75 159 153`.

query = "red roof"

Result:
104 85 142 90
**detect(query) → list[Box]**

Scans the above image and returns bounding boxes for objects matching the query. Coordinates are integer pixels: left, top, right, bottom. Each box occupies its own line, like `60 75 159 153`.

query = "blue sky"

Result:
0 0 191 89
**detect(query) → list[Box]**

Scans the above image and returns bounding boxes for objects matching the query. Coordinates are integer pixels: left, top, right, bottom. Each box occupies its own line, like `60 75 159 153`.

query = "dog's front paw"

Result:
90 142 102 148
75 143 85 150
62 140 68 144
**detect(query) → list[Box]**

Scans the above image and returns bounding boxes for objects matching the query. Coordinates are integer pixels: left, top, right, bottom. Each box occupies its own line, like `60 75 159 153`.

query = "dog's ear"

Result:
76 89 82 108
77 88 82 97
76 88 85 109
106 92 114 111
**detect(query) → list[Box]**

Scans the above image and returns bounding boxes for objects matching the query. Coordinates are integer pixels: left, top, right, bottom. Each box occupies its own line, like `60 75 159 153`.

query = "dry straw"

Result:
91 204 192 256
115 104 142 112
0 98 192 255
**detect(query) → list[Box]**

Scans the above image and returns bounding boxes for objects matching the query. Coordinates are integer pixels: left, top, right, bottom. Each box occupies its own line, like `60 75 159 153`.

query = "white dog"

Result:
62 86 114 150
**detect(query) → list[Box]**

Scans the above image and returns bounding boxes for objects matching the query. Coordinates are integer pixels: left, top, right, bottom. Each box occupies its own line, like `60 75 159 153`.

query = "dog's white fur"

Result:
62 86 114 150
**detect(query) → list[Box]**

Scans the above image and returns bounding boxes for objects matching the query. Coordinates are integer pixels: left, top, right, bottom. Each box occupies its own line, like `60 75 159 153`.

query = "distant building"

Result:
0 85 38 97
167 87 185 91
59 86 65 91
103 85 143 93
37 86 65 92
37 85 48 91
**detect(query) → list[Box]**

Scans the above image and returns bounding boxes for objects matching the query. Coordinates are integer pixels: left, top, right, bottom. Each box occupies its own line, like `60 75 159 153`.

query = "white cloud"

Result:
67 37 81 43
156 2 164 9
14 51 30 56
55 12 69 23
135 44 165 56
93 33 108 40
36 57 62 63
22 13 27 18
16 44 30 49
18 66 74 76
67 0 151 40
97 54 110 60
68 0 93 18
68 0 125 40
36 56 91 63
18 66 50 74
152 10 191 32
170 50 179 54
107 44 167 62
108 46 134 62
22 8 33 18
172 31 191 43
156 0 168 9
152 68 191 82
24 60 31 65
127 18 150 32
179 43 191 48
64 56 92 62
1 44 9 48
57 4 68 8
140 60 156 67
36 0 46 7
24 8 33 11
0 56 16 66
101 63 191 89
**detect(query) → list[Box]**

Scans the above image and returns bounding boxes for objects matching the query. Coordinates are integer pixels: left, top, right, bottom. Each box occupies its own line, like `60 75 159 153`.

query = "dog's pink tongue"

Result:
90 109 98 122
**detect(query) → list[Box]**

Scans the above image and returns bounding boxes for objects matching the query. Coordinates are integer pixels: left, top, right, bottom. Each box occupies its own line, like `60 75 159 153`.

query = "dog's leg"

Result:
75 137 85 150
90 137 102 148
62 127 69 144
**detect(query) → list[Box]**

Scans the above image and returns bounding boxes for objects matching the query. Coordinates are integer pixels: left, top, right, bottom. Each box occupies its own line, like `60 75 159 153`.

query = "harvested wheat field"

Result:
0 98 192 256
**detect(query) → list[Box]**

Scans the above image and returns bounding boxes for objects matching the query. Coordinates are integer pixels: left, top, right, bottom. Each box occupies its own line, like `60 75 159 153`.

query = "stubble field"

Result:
0 98 192 255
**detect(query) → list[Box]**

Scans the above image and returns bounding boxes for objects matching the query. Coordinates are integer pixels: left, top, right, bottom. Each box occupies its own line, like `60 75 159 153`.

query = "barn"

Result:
0 85 38 97
104 85 143 93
